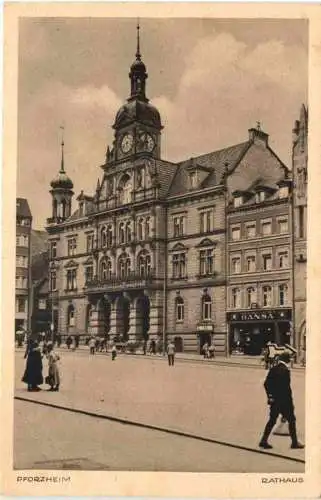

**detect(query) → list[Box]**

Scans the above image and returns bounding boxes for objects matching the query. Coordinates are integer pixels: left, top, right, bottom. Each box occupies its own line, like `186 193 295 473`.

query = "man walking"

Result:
167 339 175 366
259 351 304 450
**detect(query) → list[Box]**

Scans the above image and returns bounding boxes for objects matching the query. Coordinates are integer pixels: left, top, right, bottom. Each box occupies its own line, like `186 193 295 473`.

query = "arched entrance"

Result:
115 295 130 342
98 296 111 337
136 295 150 342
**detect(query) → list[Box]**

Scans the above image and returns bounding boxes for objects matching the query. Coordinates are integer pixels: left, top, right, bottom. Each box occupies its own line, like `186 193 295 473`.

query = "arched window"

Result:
100 258 112 281
279 284 288 306
145 217 151 239
107 225 113 247
119 175 132 205
67 304 75 327
175 296 184 322
101 226 107 248
119 222 125 244
246 287 256 308
126 221 132 243
138 252 151 277
118 253 131 279
263 286 272 307
138 218 144 241
202 294 212 321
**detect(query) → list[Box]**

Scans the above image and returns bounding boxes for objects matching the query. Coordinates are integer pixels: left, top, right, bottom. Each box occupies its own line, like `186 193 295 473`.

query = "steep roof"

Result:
31 251 49 282
168 141 250 197
31 230 48 257
16 198 32 218
155 159 179 198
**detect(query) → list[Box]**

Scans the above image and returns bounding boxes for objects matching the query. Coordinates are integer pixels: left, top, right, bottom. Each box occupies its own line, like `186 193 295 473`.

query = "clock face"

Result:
139 132 155 152
121 133 134 154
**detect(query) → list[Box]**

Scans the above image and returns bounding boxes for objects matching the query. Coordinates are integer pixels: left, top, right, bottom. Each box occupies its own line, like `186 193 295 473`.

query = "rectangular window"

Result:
231 226 241 241
66 269 77 290
16 236 20 247
279 285 288 306
86 233 94 253
176 299 184 322
67 237 77 257
17 298 26 313
263 254 272 271
172 253 186 279
278 218 288 234
231 257 241 274
231 288 241 309
50 271 57 291
50 241 57 259
246 224 256 238
246 256 256 272
200 249 214 276
299 206 304 238
200 209 213 233
15 276 20 288
234 196 243 208
247 287 256 308
173 216 185 238
262 221 272 236
85 265 94 283
263 287 272 307
278 251 289 269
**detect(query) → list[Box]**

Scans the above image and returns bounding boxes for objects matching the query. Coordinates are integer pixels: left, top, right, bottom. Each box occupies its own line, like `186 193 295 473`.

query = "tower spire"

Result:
60 125 65 173
136 20 141 61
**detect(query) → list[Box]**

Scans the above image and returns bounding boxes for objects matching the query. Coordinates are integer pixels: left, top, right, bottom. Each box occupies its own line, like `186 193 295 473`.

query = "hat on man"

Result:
278 351 291 364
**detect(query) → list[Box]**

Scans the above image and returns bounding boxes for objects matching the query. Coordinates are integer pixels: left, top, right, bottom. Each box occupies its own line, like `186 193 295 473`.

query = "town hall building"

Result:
46 27 306 356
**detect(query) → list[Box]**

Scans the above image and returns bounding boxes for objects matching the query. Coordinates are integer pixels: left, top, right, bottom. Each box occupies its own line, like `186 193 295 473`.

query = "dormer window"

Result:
189 172 198 189
255 191 266 203
234 196 243 208
279 185 289 199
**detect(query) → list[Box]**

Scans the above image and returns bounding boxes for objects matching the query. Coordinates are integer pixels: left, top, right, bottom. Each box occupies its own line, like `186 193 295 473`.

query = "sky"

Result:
17 18 308 229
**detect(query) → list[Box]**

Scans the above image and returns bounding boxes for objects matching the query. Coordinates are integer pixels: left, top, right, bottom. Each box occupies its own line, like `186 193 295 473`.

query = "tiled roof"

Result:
16 198 32 218
155 159 179 198
168 141 250 197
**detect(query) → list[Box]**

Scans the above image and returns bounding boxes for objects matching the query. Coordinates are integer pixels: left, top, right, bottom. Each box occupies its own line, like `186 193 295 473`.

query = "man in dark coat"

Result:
22 340 43 391
259 351 304 449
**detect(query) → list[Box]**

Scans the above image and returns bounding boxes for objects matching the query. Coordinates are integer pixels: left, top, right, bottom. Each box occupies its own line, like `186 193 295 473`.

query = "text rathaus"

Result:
46 27 307 356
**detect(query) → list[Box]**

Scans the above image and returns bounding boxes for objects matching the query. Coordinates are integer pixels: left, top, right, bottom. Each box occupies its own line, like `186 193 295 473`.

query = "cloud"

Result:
154 32 307 163
17 27 307 229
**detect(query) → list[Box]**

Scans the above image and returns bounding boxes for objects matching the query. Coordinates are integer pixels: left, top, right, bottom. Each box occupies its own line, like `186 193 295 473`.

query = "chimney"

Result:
248 122 269 147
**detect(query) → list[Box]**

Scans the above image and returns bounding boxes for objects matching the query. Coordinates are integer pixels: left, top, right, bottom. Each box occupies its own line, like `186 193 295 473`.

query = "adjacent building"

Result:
15 198 32 332
292 105 308 353
45 28 306 356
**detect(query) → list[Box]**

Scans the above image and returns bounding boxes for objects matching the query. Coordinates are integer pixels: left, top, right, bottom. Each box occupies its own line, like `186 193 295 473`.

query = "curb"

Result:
15 396 305 465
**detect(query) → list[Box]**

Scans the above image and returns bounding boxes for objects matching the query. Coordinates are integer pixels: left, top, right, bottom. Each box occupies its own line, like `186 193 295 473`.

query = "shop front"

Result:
227 308 292 355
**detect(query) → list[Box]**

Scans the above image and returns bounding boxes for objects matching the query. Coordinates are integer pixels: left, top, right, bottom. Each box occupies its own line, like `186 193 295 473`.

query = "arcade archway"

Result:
115 295 130 342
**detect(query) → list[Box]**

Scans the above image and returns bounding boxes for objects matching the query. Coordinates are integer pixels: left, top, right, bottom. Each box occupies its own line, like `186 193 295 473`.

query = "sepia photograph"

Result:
2 4 321 498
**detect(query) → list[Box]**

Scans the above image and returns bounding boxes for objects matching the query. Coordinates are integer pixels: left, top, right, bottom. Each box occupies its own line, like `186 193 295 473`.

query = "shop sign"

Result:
227 309 291 322
197 324 214 331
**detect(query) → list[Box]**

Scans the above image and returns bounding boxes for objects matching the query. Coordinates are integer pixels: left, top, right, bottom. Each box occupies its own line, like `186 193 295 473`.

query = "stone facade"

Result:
292 105 308 353
15 198 32 332
45 30 306 357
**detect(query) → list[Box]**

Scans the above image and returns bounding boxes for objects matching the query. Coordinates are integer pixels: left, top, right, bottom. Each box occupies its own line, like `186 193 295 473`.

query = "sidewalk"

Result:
26 345 305 371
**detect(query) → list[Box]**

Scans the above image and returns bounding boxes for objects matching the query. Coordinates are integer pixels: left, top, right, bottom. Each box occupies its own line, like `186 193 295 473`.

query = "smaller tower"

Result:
49 128 74 223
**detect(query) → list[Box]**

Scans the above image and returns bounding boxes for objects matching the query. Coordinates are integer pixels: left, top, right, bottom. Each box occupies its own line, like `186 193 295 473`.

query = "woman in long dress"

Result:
46 343 60 391
22 340 43 391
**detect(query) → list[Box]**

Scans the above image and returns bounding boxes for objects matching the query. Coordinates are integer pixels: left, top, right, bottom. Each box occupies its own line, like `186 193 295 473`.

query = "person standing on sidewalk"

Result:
46 343 60 392
167 340 175 366
259 351 304 450
111 344 117 361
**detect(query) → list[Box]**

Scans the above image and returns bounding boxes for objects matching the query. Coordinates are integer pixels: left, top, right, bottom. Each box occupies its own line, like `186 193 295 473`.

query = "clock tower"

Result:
111 24 163 162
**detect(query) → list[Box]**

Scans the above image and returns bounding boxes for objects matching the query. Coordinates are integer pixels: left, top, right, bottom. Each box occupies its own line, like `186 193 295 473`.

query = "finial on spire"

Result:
60 125 65 173
136 19 141 60
256 121 261 131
